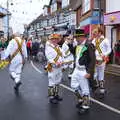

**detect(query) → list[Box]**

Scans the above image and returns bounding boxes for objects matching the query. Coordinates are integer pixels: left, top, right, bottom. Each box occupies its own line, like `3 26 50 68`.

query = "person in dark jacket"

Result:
70 29 96 114
31 39 40 60
114 40 120 65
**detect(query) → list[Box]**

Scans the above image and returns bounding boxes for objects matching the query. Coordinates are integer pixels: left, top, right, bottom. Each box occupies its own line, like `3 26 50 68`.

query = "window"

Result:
94 0 99 9
82 0 90 13
39 22 41 28
37 23 39 29
34 24 37 30
62 0 69 8
59 13 64 23
51 0 56 4
31 25 33 30
49 19 51 25
43 20 47 27
44 8 48 16
51 3 57 13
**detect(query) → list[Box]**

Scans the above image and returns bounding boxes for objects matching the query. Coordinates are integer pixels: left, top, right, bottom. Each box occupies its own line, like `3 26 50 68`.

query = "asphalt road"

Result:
0 61 120 120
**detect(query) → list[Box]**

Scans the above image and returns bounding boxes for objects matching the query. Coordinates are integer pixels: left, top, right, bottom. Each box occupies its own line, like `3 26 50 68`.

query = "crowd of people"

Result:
0 27 114 114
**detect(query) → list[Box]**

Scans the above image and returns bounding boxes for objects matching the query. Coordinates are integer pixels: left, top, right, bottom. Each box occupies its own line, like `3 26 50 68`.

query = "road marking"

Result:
60 84 120 115
31 61 43 74
31 61 120 115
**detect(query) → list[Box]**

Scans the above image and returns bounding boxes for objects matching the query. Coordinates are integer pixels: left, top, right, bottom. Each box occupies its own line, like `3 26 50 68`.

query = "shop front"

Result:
104 11 120 65
79 10 102 38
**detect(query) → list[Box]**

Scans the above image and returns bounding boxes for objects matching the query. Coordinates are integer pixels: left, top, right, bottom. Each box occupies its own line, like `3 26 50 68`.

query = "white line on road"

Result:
60 84 120 115
31 61 43 74
31 61 120 115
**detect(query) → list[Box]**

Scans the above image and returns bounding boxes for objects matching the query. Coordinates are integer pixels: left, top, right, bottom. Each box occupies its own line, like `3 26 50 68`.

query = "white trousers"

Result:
48 67 62 87
94 63 106 81
9 62 23 84
71 68 90 96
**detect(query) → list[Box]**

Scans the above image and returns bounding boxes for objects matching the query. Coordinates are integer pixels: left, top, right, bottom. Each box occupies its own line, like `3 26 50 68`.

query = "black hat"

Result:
74 29 85 37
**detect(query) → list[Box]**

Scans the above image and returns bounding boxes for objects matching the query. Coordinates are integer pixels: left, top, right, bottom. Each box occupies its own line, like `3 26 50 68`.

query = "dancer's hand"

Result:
84 73 91 79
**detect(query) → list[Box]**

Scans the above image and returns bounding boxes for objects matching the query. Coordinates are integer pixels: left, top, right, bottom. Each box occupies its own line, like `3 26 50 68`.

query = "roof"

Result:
28 0 82 27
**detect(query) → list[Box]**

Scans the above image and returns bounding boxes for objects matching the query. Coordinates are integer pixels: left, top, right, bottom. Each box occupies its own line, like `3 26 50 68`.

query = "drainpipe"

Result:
99 0 101 24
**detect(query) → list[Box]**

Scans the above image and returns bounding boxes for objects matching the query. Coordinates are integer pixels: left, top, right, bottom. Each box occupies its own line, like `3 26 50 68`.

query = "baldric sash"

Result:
10 38 24 61
95 38 104 55
0 38 24 69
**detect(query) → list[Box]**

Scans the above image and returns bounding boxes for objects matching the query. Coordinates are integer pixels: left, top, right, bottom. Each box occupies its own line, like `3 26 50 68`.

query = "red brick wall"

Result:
48 7 51 14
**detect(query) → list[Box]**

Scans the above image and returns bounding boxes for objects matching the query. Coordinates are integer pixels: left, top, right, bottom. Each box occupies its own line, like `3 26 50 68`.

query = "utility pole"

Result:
7 0 9 41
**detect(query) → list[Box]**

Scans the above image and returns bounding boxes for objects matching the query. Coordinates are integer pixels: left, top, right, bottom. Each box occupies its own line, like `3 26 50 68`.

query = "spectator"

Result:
114 40 120 65
0 37 8 59
31 39 40 60
26 38 32 60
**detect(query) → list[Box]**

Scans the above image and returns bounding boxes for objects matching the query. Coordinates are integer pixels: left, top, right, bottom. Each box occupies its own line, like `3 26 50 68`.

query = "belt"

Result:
64 53 72 58
51 64 62 68
96 60 104 65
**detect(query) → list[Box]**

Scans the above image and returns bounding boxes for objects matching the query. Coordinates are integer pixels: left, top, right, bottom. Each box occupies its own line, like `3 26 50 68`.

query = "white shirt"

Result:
45 41 63 64
75 40 86 68
62 41 71 57
2 37 27 63
92 36 111 60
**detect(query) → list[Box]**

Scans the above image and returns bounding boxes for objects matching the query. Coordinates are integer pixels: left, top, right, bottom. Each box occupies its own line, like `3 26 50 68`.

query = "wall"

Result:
3 16 8 37
105 26 112 44
105 0 120 50
0 18 3 31
106 0 120 13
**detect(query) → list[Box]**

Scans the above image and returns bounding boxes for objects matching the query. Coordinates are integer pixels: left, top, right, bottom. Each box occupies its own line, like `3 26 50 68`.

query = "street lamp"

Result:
7 0 9 40
7 0 13 40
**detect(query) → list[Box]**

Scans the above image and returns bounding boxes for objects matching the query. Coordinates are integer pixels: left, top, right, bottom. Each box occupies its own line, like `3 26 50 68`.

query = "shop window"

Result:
94 0 99 9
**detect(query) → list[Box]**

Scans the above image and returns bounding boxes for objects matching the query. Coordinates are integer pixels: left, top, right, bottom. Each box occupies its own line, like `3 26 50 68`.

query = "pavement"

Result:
0 61 120 120
105 64 120 76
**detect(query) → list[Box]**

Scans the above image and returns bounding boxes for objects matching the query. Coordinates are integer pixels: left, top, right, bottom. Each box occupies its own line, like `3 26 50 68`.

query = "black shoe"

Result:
78 107 90 114
99 92 105 99
76 100 83 108
99 88 106 99
55 95 63 101
49 97 59 104
14 82 22 91
92 86 99 93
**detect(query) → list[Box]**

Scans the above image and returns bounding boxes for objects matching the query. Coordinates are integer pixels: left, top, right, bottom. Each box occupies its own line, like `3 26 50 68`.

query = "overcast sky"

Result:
0 0 50 33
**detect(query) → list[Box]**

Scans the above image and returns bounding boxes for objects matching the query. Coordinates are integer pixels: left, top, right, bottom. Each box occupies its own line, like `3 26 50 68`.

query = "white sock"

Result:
15 78 20 84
